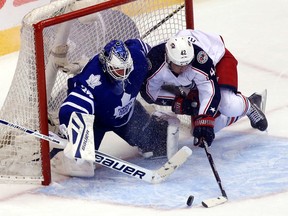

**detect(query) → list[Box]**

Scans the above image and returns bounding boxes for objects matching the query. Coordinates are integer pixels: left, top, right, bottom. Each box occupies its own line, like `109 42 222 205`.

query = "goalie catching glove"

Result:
193 114 215 148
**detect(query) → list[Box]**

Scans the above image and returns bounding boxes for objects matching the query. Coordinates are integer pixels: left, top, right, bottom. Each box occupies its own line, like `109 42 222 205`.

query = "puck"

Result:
186 195 194 206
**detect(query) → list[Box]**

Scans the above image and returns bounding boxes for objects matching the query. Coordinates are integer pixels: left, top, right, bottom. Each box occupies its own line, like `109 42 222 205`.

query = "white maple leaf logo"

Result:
114 93 135 118
86 74 101 89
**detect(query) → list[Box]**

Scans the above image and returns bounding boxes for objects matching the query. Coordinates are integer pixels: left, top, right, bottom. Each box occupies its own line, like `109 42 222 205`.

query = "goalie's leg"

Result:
114 101 180 159
149 111 181 159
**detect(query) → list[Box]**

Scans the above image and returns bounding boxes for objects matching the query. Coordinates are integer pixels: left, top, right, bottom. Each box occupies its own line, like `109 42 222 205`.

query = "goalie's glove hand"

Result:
172 96 198 115
193 114 215 148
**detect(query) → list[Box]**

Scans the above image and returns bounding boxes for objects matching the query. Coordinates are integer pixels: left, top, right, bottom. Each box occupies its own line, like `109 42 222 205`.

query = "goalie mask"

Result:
100 40 133 81
165 36 194 66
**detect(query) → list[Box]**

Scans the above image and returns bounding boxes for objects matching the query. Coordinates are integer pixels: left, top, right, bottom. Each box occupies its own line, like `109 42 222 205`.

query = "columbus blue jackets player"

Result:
54 39 180 177
141 30 268 148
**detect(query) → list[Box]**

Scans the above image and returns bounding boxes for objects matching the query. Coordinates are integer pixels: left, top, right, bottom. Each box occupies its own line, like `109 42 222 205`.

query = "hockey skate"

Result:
246 90 268 131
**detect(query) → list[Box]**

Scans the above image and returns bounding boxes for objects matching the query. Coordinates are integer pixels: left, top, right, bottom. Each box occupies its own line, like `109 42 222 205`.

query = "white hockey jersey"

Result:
140 30 224 117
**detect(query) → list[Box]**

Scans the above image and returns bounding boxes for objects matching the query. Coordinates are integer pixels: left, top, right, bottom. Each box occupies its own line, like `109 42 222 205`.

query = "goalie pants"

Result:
93 100 167 153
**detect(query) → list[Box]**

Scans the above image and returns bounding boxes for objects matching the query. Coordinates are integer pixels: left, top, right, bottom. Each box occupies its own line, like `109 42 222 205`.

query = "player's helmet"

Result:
100 40 133 80
165 36 194 66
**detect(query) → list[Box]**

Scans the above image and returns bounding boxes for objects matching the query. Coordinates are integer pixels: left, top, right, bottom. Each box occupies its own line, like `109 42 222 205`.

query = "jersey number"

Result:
210 68 216 77
181 50 187 55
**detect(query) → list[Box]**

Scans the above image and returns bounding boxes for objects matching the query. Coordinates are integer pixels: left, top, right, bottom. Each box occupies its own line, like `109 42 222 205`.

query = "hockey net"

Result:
0 0 193 185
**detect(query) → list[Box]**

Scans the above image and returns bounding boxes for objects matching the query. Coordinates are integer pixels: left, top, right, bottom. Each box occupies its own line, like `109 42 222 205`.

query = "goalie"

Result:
52 39 181 177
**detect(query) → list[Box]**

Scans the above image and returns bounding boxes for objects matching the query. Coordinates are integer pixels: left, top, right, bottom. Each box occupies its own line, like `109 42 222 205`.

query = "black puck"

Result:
186 195 194 206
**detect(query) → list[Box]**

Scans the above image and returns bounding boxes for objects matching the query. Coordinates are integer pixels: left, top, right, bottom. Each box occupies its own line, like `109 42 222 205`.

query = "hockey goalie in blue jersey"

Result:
54 39 181 177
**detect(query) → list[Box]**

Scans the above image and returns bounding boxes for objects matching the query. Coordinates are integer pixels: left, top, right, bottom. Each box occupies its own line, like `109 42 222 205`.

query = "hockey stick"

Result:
0 119 192 184
95 145 192 184
141 4 185 39
201 140 228 207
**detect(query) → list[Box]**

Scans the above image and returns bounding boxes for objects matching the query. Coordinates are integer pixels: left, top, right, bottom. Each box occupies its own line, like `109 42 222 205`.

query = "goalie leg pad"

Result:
114 101 180 159
137 111 180 160
137 113 168 159
152 111 180 159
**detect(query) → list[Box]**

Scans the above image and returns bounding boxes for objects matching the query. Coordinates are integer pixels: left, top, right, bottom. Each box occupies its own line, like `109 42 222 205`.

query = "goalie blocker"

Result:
52 109 181 177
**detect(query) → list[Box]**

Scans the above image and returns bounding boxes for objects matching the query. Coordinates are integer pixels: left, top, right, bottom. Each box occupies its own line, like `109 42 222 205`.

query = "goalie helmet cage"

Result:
0 0 194 185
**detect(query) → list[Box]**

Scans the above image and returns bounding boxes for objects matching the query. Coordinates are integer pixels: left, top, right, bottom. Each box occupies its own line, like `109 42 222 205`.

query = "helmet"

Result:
165 36 194 66
99 40 133 80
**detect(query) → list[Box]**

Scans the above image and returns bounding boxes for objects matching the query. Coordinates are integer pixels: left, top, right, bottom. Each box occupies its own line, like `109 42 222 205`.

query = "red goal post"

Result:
0 0 194 185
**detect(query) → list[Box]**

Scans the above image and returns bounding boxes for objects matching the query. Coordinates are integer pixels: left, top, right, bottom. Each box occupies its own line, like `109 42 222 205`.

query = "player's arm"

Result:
141 71 177 105
191 46 221 147
140 43 176 105
192 46 221 117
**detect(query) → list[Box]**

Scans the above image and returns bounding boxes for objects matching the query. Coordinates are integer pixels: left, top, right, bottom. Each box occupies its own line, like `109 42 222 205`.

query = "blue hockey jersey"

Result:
60 39 150 128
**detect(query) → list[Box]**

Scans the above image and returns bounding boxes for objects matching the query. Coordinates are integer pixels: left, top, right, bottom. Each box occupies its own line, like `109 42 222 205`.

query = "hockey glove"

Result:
172 96 198 116
193 114 215 148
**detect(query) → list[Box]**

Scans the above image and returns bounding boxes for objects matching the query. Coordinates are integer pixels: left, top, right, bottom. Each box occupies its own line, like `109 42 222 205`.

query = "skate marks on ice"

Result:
34 131 288 209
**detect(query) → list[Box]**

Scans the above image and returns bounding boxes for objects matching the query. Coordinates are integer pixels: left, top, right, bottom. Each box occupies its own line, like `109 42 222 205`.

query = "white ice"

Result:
1 0 288 215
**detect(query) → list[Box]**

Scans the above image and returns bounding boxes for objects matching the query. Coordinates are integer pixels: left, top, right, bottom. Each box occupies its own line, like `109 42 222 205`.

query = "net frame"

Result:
0 0 194 185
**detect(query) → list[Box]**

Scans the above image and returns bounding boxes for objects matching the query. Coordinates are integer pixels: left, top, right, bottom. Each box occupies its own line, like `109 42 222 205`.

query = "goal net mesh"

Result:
0 0 191 184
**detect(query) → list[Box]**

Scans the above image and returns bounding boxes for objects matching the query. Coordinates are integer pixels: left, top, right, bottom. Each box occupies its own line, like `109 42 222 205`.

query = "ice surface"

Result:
1 0 288 215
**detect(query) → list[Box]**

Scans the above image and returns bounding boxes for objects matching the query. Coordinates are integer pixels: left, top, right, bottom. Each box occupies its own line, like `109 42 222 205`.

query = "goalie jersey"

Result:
59 39 150 128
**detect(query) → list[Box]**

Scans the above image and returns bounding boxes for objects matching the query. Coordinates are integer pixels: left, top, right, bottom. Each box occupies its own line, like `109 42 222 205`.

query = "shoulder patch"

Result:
197 51 208 64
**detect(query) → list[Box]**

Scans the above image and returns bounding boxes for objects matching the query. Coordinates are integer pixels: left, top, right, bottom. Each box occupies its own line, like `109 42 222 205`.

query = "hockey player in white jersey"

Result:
140 29 268 147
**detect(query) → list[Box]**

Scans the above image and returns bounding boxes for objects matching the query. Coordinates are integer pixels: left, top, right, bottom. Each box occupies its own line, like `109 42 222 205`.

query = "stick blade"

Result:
202 196 228 208
151 146 192 183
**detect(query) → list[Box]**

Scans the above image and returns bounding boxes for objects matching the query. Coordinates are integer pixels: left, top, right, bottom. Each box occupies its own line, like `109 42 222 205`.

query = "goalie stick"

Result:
0 118 192 184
